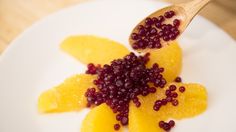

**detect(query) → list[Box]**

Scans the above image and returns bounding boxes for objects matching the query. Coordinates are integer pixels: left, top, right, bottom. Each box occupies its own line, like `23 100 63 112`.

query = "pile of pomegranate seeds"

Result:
85 52 167 129
131 10 181 50
159 120 175 131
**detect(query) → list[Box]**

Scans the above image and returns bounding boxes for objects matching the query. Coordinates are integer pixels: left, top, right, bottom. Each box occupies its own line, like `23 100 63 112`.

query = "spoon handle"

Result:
179 0 211 21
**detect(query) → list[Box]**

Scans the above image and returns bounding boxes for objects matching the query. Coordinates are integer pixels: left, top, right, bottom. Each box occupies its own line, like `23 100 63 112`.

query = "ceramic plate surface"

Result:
1 0 236 132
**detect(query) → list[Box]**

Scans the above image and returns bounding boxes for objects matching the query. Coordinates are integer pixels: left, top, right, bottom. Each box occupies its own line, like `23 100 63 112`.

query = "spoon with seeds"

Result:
129 0 211 52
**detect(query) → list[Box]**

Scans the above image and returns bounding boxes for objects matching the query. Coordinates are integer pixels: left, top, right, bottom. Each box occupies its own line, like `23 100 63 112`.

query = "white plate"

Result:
1 0 236 132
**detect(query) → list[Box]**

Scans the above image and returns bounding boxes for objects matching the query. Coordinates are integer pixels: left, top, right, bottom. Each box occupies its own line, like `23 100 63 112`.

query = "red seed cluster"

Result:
159 120 175 131
85 63 101 75
154 85 186 131
85 52 167 129
153 84 186 112
131 10 181 50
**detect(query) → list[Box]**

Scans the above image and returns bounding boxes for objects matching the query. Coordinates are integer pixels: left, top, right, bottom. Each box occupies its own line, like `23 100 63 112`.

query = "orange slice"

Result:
129 83 207 132
38 74 96 113
61 35 130 65
147 42 182 82
81 103 123 132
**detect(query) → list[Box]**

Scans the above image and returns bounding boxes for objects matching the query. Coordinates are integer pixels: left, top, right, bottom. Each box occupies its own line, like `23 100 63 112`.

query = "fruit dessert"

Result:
38 35 207 132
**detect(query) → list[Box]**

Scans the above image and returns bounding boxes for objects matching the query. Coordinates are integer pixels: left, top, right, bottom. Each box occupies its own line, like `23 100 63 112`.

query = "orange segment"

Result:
147 42 182 82
169 83 208 119
81 104 123 132
38 74 96 113
61 35 130 65
129 83 207 132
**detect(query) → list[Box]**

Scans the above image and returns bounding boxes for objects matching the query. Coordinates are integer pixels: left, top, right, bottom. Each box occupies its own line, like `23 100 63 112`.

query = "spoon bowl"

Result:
129 0 211 52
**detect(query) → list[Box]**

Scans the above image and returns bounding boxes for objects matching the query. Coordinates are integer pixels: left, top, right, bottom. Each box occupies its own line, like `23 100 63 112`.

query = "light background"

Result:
0 0 235 53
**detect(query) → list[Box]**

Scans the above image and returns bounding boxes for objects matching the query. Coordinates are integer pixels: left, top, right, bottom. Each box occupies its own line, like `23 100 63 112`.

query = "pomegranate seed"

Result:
164 10 175 18
169 85 177 91
131 33 139 40
179 86 186 93
121 117 128 125
163 123 171 131
114 124 120 130
165 90 171 96
148 87 157 93
166 96 173 102
157 16 165 22
172 99 179 106
155 22 162 28
161 99 167 105
171 92 178 98
175 76 182 82
152 17 158 23
163 35 170 41
135 101 141 107
153 105 160 111
159 121 165 128
145 17 153 25
168 120 175 127
173 19 180 27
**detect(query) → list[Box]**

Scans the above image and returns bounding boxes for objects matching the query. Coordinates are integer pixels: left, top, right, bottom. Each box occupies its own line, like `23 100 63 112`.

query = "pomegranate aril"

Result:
171 92 178 98
172 99 179 106
157 16 165 22
163 123 171 131
153 105 160 111
139 28 146 36
152 17 158 23
179 86 186 93
131 33 139 40
173 19 181 27
155 100 162 105
161 99 167 105
114 124 120 131
163 35 170 41
165 90 171 96
155 22 162 28
166 96 173 102
150 28 157 35
175 76 182 82
121 117 128 125
137 25 144 30
148 87 157 93
169 85 177 91
168 120 175 127
135 101 141 107
164 10 175 18
169 33 177 40
86 63 100 74
141 90 149 96
145 17 153 25
159 121 165 128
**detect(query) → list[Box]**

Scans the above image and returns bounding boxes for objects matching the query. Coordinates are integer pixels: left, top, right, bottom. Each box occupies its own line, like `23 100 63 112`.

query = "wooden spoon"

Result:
129 0 211 52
